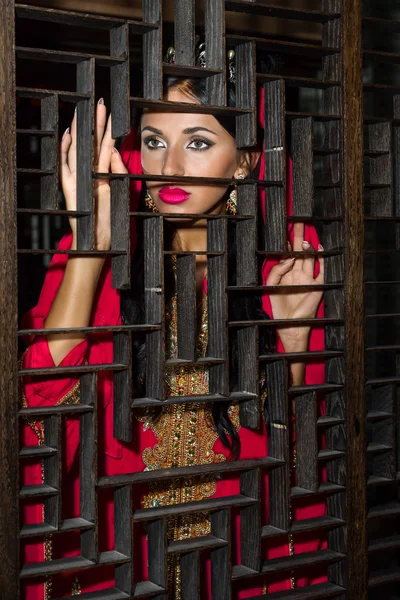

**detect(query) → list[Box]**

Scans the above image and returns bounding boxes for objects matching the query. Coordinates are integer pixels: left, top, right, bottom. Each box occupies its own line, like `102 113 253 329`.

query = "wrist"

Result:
277 328 310 353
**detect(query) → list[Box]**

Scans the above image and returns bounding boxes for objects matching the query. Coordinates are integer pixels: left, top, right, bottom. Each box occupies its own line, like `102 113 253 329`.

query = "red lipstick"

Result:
159 187 191 204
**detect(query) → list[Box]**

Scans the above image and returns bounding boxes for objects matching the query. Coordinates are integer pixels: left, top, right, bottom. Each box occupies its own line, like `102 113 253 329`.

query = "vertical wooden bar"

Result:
204 0 225 106
110 176 130 289
239 469 261 571
265 359 290 531
263 80 286 252
76 58 94 250
114 485 133 593
40 94 58 210
174 0 195 66
291 117 314 217
236 183 257 286
295 392 318 491
144 216 164 399
176 254 196 361
210 509 230 600
180 552 200 600
0 0 18 596
147 519 167 588
113 332 132 441
207 218 228 395
142 0 162 100
43 415 61 529
80 372 98 561
341 0 367 597
235 41 256 147
238 326 259 428
110 24 130 139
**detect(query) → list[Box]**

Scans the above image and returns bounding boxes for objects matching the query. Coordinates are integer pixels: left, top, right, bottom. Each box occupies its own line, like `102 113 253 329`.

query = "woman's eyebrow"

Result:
141 126 163 135
182 126 218 136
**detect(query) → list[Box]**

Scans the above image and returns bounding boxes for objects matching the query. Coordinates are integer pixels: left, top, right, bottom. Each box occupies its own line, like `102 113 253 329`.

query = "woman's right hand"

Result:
59 98 128 250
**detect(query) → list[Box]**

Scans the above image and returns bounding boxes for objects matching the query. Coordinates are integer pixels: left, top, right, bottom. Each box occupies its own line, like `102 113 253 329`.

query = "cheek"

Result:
188 149 237 178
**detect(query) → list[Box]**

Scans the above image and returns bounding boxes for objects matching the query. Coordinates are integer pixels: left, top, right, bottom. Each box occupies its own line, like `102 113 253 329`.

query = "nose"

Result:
161 146 185 177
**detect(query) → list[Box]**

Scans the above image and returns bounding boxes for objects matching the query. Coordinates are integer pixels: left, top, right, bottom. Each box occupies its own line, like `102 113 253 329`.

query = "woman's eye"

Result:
144 137 164 149
187 138 213 151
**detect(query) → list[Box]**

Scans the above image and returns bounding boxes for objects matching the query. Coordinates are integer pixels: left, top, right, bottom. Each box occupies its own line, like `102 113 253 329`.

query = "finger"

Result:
110 147 129 174
67 107 78 174
292 222 304 252
301 240 315 277
267 258 295 286
316 244 325 283
60 127 71 177
97 114 115 174
94 98 107 169
287 240 292 251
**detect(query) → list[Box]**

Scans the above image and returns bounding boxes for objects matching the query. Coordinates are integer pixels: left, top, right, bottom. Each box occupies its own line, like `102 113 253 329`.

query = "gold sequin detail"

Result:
72 578 82 595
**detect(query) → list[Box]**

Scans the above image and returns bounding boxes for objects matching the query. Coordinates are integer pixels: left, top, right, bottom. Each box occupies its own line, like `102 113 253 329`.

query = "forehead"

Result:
140 87 232 138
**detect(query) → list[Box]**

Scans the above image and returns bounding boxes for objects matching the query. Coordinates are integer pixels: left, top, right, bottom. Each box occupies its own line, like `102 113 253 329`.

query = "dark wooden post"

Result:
343 0 367 597
0 0 19 597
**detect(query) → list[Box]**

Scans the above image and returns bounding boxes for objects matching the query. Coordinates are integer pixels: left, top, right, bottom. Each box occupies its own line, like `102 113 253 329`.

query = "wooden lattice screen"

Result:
1 0 400 598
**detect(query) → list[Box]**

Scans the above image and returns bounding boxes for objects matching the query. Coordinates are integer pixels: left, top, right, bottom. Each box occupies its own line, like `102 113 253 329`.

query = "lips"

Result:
159 187 191 205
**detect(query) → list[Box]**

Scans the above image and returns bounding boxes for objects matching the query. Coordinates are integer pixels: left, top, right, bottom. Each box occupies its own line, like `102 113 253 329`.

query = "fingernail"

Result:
62 127 70 140
97 97 104 105
284 256 295 262
112 147 120 155
74 105 77 114
318 244 324 250
302 240 310 247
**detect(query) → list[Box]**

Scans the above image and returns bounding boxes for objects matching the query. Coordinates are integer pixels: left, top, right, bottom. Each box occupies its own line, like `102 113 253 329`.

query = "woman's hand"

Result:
59 98 128 250
266 222 324 353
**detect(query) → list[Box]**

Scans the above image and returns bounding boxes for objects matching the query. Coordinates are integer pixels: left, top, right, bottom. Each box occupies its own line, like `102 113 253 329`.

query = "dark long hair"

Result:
120 76 274 460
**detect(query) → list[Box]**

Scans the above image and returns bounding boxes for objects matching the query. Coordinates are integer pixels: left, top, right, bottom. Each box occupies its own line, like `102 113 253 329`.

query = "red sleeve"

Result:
21 232 121 407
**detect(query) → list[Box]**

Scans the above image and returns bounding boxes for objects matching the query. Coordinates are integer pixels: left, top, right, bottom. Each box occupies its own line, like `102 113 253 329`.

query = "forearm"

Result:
44 251 106 365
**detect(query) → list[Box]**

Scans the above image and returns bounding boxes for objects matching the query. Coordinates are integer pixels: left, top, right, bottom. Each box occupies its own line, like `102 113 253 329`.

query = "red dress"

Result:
20 137 327 599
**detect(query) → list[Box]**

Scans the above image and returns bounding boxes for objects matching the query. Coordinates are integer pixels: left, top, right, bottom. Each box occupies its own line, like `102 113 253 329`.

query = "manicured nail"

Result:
302 240 310 247
112 147 120 155
284 256 296 263
62 127 70 140
318 244 324 250
74 105 77 114
97 97 104 105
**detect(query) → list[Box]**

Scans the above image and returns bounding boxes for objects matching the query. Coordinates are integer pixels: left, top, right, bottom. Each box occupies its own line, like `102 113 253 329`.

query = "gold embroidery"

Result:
135 290 240 598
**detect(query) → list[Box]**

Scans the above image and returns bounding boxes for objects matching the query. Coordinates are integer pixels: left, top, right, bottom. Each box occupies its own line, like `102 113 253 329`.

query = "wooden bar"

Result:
114 485 133 593
207 218 228 395
265 359 290 531
210 509 231 600
40 94 58 210
174 0 195 66
237 326 259 428
43 415 61 530
79 372 98 561
113 332 132 441
295 392 318 491
291 117 314 217
341 0 367 597
144 217 164 399
239 468 261 571
263 80 286 252
110 24 130 139
110 177 130 289
0 0 18 595
204 0 226 106
76 58 94 250
180 552 200 600
143 0 162 100
176 254 197 361
235 41 256 147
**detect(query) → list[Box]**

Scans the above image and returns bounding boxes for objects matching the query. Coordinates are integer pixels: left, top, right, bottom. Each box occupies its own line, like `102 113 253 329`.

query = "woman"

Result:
20 74 326 599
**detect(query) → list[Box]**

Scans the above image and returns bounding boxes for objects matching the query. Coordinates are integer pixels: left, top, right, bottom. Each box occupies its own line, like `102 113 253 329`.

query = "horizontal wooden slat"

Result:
226 0 339 22
247 582 346 600
98 457 283 488
20 405 92 417
227 34 339 57
20 517 94 538
168 535 227 554
19 363 128 376
19 445 57 458
19 324 160 336
132 391 256 409
16 46 124 66
368 535 400 553
261 516 345 538
16 86 91 100
134 494 256 522
130 96 251 116
19 484 57 498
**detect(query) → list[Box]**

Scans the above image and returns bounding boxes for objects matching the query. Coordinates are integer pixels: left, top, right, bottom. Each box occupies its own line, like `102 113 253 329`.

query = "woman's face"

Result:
141 87 243 216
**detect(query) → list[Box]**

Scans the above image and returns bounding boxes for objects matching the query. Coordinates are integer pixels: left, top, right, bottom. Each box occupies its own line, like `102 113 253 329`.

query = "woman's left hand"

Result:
266 222 324 352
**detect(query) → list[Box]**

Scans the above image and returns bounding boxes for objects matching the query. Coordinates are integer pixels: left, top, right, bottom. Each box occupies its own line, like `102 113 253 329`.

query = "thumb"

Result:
111 147 129 174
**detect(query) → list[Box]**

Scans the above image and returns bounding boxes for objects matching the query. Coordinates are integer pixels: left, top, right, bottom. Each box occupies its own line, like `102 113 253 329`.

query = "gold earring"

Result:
226 172 245 215
144 190 158 213
226 188 237 215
